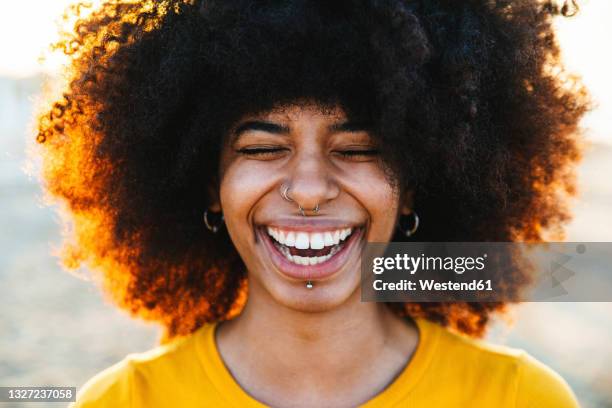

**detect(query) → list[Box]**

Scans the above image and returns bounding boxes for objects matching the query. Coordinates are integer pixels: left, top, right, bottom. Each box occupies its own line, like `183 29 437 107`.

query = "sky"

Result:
0 0 99 77
0 0 610 143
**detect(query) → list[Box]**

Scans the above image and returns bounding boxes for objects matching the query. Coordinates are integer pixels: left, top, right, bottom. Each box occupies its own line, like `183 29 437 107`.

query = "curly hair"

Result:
35 0 591 340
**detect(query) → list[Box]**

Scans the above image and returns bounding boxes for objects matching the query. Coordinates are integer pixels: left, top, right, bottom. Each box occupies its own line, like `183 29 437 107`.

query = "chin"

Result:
260 270 363 313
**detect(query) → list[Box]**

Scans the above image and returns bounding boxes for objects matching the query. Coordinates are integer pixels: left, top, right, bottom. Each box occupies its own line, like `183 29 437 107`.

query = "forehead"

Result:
245 103 348 123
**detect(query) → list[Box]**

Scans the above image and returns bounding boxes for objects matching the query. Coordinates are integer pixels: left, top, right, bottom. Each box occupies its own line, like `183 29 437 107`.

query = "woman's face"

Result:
217 103 404 312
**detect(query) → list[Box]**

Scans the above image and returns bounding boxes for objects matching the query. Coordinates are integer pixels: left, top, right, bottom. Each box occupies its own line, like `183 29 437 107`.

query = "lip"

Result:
262 217 357 232
258 224 364 281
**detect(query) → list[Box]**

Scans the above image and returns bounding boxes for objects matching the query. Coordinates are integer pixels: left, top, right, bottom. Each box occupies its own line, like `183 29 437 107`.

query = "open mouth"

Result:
265 227 356 266
259 226 363 279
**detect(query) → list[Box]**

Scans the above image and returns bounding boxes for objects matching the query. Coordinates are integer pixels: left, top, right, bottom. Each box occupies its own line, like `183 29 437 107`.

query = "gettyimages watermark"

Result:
361 242 612 302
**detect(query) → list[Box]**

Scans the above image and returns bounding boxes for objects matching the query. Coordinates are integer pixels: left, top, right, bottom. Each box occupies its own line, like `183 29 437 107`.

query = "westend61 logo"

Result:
361 242 612 302
372 253 488 275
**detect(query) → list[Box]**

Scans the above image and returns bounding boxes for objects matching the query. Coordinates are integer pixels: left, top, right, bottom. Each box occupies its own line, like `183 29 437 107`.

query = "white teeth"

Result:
285 231 296 246
295 232 310 249
333 230 340 245
310 233 325 250
324 232 335 246
289 253 333 266
267 227 354 249
274 240 340 266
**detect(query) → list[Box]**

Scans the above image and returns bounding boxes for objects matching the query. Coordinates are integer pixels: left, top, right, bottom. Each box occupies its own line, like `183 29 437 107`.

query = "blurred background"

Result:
0 0 611 407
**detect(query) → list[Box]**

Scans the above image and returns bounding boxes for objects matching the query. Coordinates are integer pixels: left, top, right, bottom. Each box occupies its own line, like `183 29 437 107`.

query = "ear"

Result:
399 190 414 216
207 181 222 213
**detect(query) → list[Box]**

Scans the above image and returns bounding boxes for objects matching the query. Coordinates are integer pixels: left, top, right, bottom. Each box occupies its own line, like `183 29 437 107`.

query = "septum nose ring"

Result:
280 184 319 216
298 203 319 216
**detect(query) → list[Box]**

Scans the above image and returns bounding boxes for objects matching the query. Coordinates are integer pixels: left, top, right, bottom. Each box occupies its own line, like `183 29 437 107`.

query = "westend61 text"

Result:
373 279 493 292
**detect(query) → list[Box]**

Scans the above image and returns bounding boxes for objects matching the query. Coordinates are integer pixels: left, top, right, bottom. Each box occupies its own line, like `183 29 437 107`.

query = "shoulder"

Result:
418 319 579 407
70 327 205 408
514 352 580 408
69 357 135 407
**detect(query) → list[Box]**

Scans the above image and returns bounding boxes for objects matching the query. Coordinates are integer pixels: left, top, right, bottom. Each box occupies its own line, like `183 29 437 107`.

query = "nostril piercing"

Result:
281 184 293 202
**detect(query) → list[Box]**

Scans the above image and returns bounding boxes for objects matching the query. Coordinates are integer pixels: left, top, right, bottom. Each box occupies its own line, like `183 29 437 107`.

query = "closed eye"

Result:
334 148 379 161
236 146 289 159
338 149 378 156
236 145 378 161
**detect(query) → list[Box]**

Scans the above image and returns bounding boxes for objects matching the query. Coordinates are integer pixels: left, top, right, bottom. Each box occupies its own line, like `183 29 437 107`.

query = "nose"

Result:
285 150 340 214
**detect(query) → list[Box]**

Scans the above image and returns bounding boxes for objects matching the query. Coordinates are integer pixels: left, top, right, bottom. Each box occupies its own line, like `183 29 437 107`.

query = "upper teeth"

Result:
267 227 353 249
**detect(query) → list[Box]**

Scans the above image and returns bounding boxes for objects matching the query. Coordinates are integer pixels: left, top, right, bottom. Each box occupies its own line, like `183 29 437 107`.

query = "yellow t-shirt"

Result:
70 317 579 407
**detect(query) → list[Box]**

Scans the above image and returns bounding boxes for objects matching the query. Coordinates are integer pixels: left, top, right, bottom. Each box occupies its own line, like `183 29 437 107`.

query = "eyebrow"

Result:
234 121 290 137
233 120 371 139
328 121 371 133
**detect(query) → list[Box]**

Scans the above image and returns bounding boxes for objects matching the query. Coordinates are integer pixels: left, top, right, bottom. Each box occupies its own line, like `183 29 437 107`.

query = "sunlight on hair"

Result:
0 0 102 78
0 0 609 148
555 0 612 144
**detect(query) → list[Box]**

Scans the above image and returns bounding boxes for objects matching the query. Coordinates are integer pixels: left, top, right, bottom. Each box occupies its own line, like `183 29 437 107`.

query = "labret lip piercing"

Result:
280 184 318 290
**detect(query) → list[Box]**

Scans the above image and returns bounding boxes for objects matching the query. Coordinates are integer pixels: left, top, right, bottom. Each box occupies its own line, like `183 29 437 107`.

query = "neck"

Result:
215 280 419 406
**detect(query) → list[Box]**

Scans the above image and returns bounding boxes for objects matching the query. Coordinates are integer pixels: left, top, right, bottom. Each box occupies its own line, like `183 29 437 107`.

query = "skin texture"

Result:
214 103 418 406
35 0 592 339
217 104 404 311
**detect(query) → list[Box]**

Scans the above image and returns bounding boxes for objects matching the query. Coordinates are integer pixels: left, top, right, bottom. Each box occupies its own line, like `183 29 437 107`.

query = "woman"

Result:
36 0 590 406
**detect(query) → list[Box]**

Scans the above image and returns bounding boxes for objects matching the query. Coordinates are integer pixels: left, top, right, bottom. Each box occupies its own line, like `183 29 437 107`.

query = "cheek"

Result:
218 160 282 240
340 164 399 240
366 183 399 240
